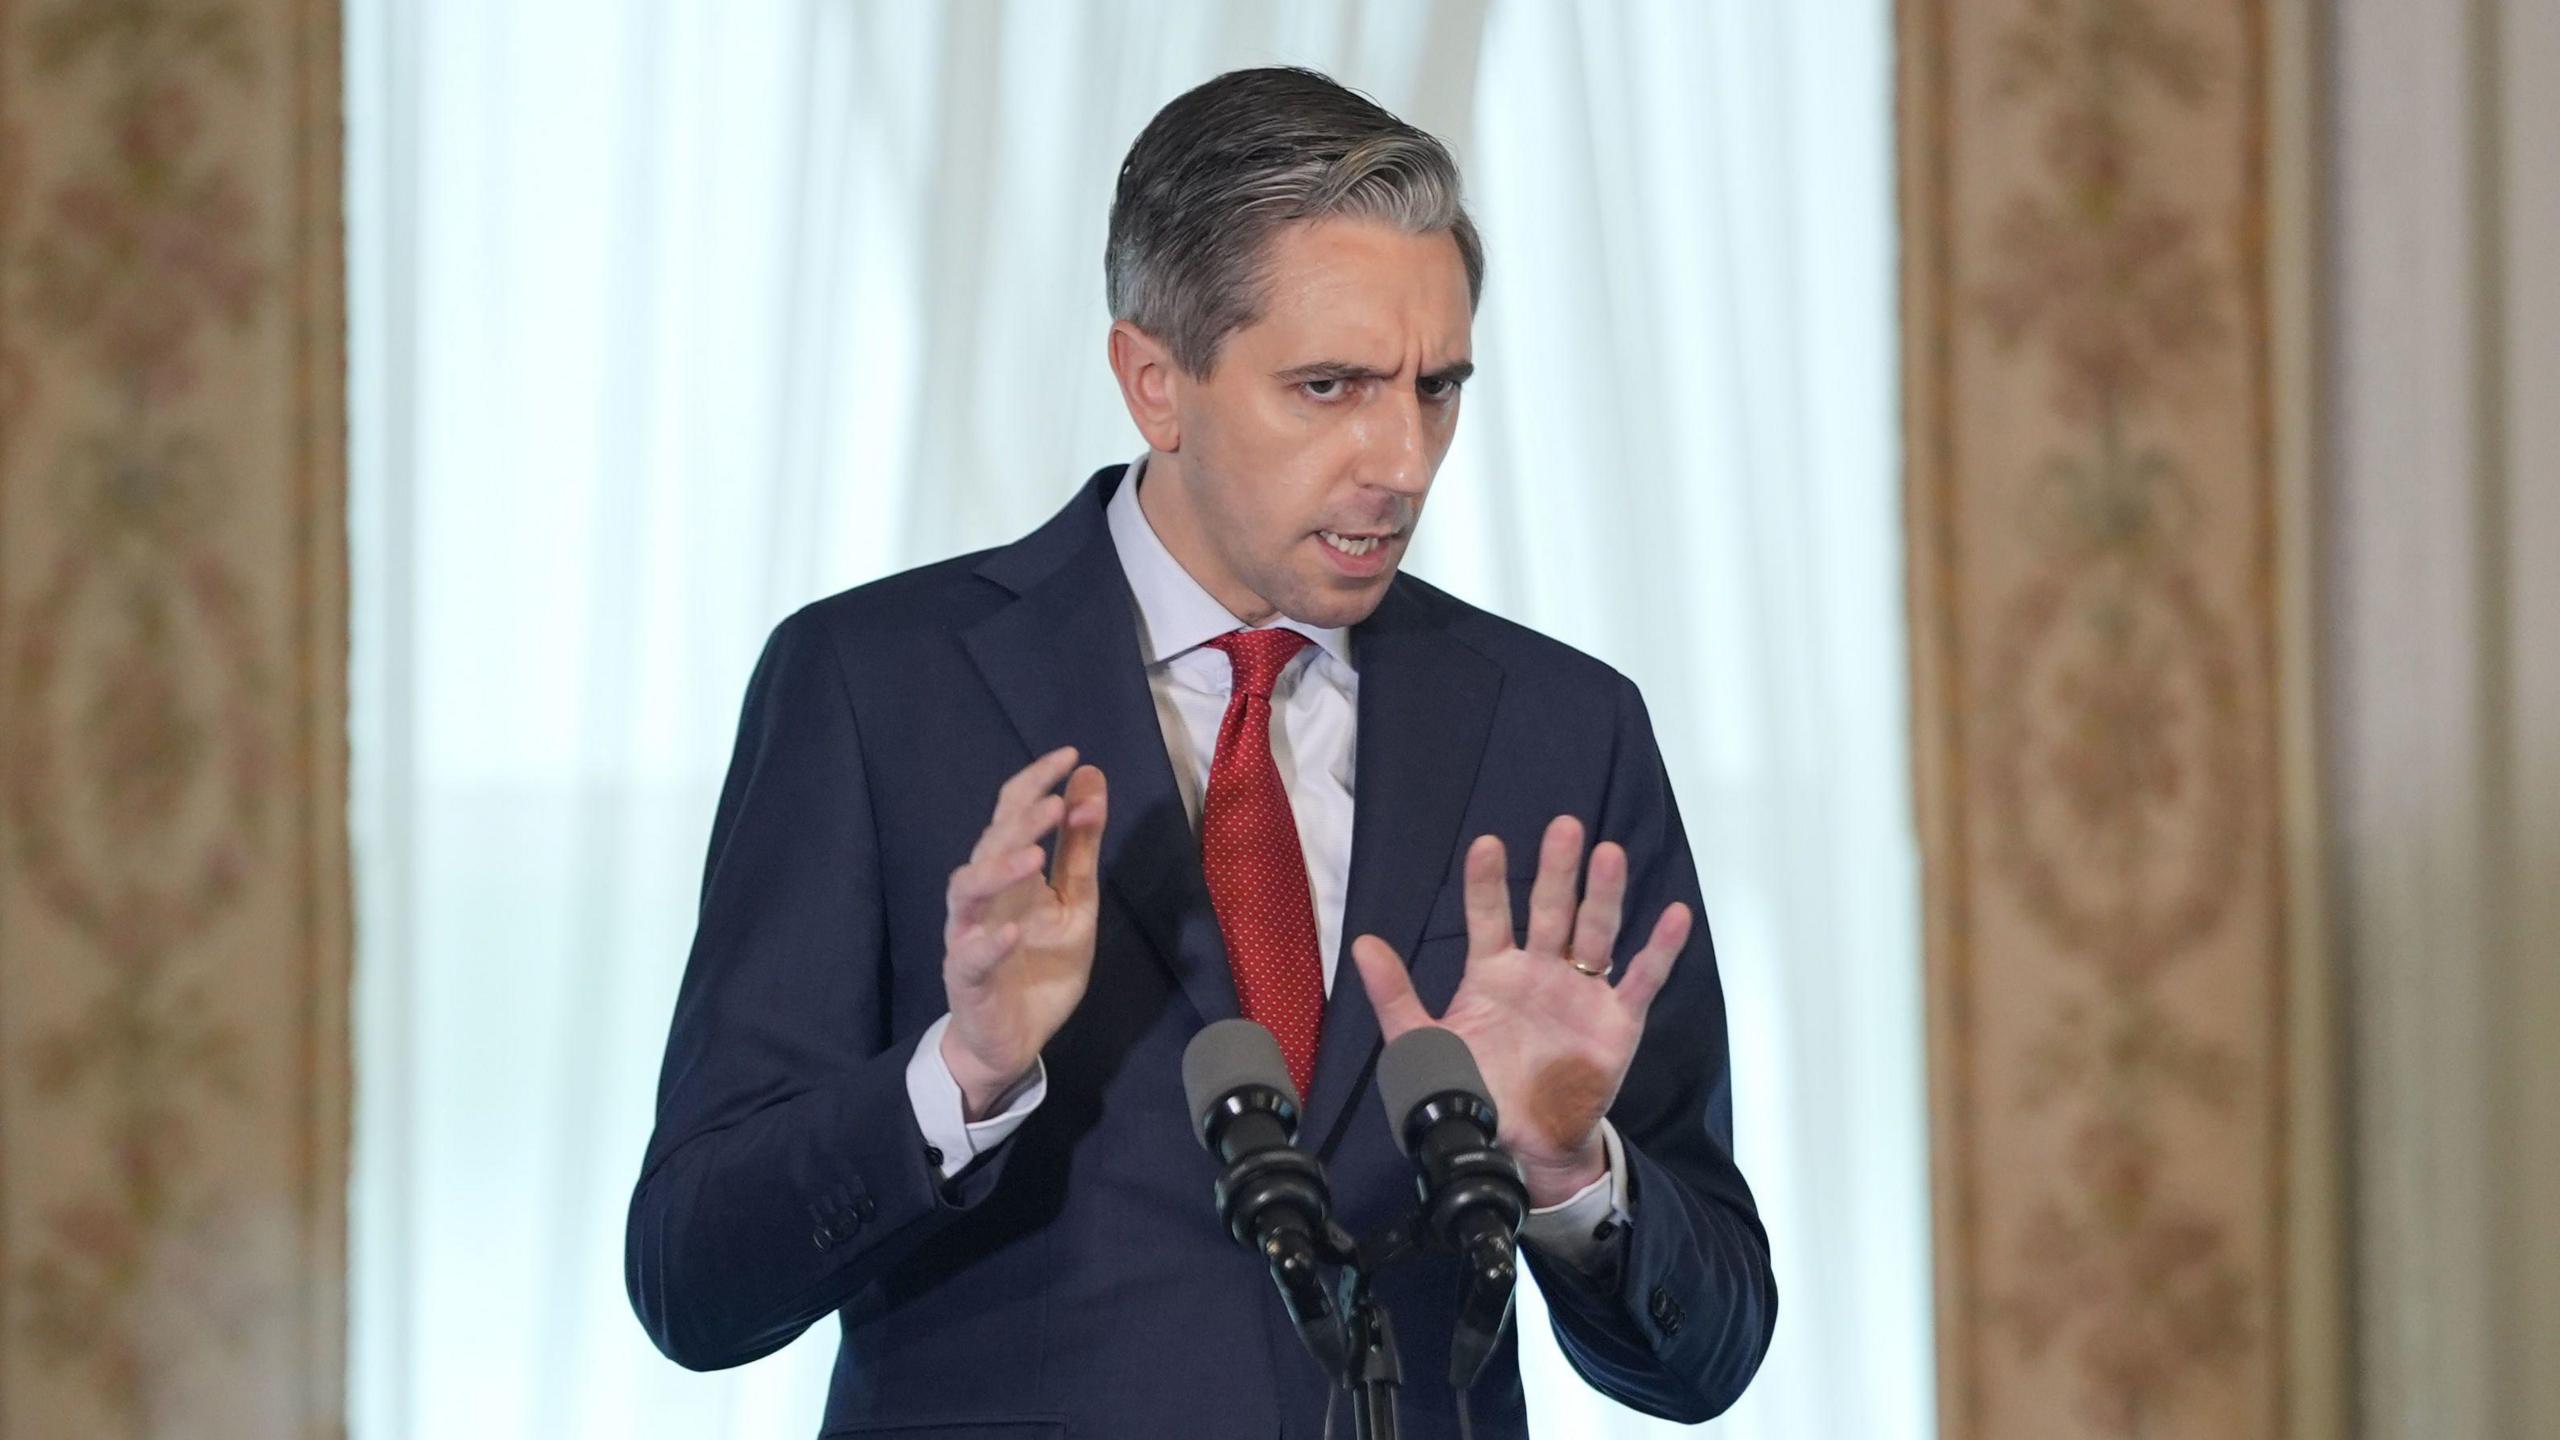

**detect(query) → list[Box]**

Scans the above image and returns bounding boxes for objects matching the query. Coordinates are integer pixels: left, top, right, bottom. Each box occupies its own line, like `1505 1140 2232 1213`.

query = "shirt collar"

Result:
1105 450 1354 672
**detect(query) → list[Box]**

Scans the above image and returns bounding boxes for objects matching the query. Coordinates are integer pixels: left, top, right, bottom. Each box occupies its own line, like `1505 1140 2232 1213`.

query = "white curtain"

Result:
345 3 1925 1437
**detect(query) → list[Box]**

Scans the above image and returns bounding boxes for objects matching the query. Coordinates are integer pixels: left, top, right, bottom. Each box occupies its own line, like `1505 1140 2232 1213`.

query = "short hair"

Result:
1105 66 1485 378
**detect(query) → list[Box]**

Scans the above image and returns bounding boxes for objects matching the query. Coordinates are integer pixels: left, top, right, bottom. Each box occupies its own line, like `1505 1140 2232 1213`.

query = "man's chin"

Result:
1285 571 1396 629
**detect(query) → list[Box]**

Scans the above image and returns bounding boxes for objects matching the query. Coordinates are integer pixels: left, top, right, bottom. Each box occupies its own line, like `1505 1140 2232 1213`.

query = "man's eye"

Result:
1420 377 1463 402
1302 378 1347 400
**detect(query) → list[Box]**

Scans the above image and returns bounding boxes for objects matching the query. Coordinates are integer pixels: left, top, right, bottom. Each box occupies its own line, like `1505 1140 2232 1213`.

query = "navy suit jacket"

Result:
626 463 1776 1438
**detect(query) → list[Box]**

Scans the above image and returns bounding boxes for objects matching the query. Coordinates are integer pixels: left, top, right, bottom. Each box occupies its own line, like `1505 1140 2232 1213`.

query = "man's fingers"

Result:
1350 934 1436 1041
1523 814 1584 958
1003 744 1080 807
949 846 1045 926
1462 834 1514 959
946 918 1020 982
1050 764 1108 901
975 790 1065 867
972 746 1080 864
1612 902 1691 1017
1571 840 1629 973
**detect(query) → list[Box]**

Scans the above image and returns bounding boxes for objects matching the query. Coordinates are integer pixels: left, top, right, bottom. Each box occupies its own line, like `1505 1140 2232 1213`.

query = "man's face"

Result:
1145 217 1474 630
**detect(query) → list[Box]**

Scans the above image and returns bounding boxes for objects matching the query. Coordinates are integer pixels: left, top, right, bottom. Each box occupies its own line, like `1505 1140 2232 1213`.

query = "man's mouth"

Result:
1317 529 1396 557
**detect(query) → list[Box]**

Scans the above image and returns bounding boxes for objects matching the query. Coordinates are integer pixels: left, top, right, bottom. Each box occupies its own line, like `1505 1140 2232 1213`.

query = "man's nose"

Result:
1361 391 1432 499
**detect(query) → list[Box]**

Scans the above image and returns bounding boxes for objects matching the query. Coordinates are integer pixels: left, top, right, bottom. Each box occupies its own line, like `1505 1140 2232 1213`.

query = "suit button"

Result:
811 1223 836 1249
1648 1285 1680 1333
923 1144 945 1170
854 1195 878 1222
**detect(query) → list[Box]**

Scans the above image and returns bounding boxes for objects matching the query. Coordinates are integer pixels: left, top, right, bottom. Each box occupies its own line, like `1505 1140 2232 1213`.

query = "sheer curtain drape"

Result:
345 3 1923 1436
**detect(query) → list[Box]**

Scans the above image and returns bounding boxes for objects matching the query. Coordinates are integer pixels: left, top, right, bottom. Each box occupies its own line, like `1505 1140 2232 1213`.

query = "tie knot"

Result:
1205 627 1313 699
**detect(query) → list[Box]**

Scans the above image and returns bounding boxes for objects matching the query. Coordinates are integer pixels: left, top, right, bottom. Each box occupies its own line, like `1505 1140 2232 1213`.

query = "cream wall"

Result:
2328 0 2560 1436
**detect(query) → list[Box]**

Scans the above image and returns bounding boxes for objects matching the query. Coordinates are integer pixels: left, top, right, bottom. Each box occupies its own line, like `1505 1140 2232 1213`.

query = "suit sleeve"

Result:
1518 673 1779 1421
624 607 1019 1371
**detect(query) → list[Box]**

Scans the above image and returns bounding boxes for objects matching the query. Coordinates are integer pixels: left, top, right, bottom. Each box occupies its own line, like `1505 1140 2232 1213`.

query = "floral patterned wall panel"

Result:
1900 1 2332 1437
0 0 348 1435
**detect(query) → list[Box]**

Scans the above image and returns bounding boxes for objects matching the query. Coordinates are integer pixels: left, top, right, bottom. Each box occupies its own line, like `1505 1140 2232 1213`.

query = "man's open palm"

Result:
1350 815 1689 1206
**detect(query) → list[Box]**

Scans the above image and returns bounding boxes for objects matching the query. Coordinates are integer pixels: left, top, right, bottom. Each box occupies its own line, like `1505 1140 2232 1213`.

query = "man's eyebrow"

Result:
1274 359 1477 385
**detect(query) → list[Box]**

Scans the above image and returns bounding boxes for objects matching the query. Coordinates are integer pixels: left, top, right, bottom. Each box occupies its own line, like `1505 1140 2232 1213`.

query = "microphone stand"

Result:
1334 1229 1406 1440
1313 1218 1428 1440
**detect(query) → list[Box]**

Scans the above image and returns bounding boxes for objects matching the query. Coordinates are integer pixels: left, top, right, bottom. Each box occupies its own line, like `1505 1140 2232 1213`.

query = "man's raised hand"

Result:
941 745 1109 1119
1349 815 1689 1208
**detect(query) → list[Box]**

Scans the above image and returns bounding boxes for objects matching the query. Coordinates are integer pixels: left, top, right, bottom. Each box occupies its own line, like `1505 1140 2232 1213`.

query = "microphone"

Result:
1182 1019 1349 1378
1376 1026 1527 1391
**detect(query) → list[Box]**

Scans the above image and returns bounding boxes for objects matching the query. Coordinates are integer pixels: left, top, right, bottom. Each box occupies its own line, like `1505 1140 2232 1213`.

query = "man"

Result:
627 66 1775 1438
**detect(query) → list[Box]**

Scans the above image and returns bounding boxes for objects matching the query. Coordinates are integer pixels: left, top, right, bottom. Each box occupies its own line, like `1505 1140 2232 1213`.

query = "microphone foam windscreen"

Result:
1182 1018 1299 1129
1376 1026 1492 1156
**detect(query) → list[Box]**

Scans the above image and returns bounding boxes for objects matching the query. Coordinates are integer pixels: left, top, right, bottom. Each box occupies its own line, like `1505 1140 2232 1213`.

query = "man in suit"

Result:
627 66 1775 1438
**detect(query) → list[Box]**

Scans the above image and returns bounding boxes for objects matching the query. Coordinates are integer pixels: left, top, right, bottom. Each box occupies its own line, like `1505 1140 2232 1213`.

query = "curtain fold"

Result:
346 3 1917 1435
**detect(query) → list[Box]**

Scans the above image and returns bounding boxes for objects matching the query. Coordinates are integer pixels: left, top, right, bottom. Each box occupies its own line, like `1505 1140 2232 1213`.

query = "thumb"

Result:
1350 934 1434 1041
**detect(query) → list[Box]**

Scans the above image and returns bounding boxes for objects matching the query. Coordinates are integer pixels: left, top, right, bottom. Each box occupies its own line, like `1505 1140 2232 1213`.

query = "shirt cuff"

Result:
906 1014 1047 1181
1516 1117 1632 1277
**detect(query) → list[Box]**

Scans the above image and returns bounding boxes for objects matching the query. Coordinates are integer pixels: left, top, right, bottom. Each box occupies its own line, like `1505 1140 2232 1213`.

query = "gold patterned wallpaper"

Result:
0 0 348 1435
1901 0 2331 1436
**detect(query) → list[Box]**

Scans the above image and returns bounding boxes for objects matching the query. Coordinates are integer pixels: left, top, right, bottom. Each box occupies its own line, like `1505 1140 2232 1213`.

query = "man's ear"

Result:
1106 320 1184 453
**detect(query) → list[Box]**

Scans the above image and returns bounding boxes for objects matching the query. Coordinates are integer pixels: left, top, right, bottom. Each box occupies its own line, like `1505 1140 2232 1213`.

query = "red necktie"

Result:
1199 627 1326 1101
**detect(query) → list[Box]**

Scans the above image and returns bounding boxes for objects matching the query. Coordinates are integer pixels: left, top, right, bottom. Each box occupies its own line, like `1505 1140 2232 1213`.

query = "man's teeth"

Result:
1320 530 1385 556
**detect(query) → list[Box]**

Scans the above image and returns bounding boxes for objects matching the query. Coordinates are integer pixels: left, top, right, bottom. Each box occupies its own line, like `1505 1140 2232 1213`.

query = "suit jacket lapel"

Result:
1297 581 1501 1158
962 467 1242 1030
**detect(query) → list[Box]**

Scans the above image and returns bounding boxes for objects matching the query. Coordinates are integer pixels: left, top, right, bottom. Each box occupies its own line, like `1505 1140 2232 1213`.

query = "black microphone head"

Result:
1377 1026 1495 1156
1182 1019 1299 1148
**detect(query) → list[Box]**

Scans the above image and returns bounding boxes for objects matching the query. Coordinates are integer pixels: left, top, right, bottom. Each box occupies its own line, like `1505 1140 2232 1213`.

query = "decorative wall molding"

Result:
1899 1 2339 1434
0 0 348 1435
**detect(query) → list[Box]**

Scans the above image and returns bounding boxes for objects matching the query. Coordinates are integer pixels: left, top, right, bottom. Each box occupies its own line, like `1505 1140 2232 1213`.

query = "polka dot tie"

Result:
1200 627 1326 1102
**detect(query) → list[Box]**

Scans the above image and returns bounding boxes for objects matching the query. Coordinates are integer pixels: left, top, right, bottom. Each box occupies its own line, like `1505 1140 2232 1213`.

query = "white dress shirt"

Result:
905 453 1630 1270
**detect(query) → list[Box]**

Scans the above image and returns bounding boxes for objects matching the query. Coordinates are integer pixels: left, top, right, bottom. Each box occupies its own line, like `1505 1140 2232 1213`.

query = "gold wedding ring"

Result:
1566 950 1609 977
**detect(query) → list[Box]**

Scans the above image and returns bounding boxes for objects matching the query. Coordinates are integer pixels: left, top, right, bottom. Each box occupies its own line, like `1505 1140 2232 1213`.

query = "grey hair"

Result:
1106 66 1486 378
